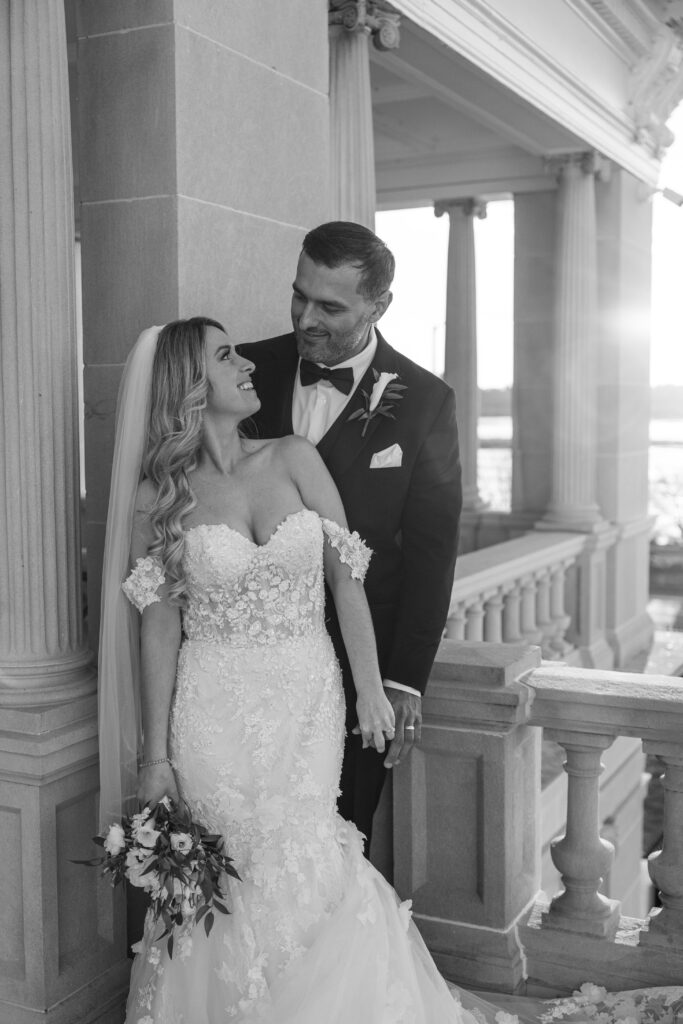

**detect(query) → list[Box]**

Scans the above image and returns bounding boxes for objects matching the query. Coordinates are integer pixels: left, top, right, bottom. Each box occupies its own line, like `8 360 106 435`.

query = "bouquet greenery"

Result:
75 797 239 958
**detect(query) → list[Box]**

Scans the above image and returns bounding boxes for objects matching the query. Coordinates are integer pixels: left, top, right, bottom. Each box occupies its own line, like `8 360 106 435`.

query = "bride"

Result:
100 316 488 1023
99 318 682 1024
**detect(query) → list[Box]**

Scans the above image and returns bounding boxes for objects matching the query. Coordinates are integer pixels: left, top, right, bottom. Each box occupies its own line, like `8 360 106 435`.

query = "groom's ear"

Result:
370 289 392 323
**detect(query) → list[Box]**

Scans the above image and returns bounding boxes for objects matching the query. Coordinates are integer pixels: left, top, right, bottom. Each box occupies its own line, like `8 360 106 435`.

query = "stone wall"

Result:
78 1 331 646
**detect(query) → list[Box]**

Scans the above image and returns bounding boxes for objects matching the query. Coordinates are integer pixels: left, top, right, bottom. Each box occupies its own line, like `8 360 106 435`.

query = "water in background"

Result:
479 417 683 544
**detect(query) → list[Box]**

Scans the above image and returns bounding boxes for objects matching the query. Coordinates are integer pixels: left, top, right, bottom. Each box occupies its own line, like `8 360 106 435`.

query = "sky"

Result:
377 105 683 389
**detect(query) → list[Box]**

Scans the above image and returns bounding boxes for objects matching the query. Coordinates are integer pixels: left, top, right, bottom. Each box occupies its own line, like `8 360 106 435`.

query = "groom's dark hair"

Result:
302 221 395 301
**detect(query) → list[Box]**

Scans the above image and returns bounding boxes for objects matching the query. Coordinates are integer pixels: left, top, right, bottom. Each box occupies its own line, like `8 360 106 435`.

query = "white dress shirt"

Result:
291 330 420 701
292 331 377 445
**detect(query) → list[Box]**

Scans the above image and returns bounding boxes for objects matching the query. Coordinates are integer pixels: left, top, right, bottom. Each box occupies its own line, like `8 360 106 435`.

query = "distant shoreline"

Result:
480 386 683 420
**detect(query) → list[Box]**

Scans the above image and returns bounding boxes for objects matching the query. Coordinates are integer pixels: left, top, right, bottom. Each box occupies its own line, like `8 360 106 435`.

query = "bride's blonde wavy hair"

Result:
142 316 225 605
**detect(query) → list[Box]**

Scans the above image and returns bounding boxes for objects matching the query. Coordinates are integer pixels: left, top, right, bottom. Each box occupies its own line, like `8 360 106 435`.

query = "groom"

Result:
239 221 462 848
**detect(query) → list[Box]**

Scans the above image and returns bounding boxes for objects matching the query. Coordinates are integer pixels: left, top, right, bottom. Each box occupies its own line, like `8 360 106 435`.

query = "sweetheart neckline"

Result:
185 508 317 549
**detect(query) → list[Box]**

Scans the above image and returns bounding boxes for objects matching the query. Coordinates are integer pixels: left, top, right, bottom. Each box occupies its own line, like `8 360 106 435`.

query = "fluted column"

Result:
0 0 93 704
328 1 400 227
0 7 123 1022
435 199 487 512
540 153 607 531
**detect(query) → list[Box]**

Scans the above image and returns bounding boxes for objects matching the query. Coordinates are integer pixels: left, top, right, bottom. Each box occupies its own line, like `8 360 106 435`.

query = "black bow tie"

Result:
299 360 355 395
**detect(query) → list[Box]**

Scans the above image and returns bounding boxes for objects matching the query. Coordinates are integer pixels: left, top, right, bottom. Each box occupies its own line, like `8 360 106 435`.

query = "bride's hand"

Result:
355 688 395 753
136 762 180 808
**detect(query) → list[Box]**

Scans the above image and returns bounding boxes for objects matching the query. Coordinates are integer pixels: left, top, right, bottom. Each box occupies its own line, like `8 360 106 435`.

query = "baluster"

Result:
550 560 572 656
542 731 620 937
483 590 504 642
520 575 542 645
502 582 522 643
641 743 683 949
445 604 466 641
465 600 484 641
535 568 554 658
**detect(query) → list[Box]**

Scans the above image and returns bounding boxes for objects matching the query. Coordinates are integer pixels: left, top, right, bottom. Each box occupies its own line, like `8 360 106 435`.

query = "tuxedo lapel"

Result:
317 332 401 478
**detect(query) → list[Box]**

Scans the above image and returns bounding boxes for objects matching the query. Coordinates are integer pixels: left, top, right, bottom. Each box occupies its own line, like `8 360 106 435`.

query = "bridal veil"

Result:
97 326 163 825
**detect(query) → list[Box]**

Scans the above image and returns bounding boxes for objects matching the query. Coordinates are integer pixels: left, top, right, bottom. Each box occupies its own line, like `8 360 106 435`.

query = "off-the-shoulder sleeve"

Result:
121 556 166 612
321 518 372 582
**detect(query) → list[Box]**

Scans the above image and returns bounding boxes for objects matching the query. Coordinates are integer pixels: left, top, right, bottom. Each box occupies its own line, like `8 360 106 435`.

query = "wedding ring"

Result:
405 726 415 731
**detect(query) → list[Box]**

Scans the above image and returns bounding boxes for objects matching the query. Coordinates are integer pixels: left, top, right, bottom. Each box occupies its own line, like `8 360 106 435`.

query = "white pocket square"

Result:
370 443 403 469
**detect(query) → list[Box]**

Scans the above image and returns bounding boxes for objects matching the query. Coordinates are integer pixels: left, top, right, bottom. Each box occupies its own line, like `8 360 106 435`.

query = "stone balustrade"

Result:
522 662 683 992
446 531 586 661
393 640 683 996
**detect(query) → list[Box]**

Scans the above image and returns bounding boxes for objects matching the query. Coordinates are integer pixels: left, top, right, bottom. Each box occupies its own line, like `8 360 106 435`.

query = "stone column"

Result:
540 154 607 532
328 1 400 227
435 199 487 519
0 3 127 1022
0 2 91 706
512 190 556 523
595 170 654 669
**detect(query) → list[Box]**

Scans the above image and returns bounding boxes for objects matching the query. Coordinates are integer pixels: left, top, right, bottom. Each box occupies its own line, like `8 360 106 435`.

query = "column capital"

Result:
545 151 611 183
329 0 401 51
434 197 488 221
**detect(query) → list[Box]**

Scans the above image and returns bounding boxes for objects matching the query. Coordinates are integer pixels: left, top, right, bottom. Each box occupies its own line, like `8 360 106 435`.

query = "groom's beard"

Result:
293 315 373 367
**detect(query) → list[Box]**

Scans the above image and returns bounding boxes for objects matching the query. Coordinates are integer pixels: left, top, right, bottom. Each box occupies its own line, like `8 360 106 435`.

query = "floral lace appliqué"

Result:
539 983 683 1024
122 556 165 612
321 518 372 581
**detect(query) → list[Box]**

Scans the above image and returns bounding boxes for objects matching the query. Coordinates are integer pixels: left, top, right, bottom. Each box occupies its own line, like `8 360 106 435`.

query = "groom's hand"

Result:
382 688 422 768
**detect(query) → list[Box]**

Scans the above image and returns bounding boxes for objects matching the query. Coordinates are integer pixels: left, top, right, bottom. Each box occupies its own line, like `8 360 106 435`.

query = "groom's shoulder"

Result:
238 332 297 363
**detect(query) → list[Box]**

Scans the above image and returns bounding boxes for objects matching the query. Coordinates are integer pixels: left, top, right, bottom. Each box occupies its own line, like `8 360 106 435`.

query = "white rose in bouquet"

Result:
136 820 162 849
170 832 193 854
103 822 126 857
125 849 156 890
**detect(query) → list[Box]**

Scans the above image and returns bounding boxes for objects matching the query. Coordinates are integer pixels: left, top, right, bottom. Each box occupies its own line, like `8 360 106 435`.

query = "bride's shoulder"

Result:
274 435 323 472
247 435 319 464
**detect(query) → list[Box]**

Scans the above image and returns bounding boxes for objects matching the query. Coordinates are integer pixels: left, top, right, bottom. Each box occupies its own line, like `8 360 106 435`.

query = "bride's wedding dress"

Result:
121 507 683 1023
123 508 475 1023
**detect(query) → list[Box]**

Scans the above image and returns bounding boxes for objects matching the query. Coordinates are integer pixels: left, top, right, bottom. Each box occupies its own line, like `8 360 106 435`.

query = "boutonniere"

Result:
347 370 407 437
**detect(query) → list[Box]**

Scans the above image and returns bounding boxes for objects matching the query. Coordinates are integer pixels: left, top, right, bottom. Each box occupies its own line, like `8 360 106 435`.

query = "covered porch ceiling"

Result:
371 18 587 209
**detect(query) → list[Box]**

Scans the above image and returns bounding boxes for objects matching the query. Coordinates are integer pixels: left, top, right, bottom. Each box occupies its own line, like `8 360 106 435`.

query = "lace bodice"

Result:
122 509 371 646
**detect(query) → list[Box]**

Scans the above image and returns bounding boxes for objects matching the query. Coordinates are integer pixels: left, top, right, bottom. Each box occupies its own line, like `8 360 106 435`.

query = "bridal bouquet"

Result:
75 797 239 957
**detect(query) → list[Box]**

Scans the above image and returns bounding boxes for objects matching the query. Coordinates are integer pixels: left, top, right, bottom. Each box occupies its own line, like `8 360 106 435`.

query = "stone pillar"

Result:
595 170 654 668
540 154 607 532
393 640 542 992
435 199 488 530
512 190 556 523
0 3 127 1021
328 1 400 227
80 4 331 645
0 6 91 706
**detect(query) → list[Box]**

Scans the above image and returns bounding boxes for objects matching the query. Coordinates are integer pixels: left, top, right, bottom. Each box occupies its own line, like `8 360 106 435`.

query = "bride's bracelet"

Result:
138 756 173 769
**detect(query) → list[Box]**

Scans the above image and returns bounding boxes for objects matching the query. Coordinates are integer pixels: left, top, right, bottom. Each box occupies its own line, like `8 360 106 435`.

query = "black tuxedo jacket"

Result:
238 330 462 702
